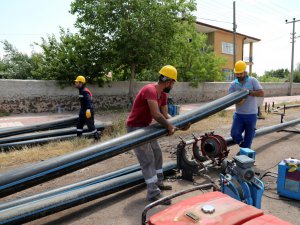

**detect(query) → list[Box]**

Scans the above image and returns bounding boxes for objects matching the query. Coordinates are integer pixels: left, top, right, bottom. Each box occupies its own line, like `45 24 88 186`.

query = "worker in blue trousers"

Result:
229 60 264 148
74 75 100 140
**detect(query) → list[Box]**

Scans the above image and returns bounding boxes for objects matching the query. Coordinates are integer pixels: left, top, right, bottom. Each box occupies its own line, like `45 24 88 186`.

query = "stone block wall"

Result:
0 79 300 113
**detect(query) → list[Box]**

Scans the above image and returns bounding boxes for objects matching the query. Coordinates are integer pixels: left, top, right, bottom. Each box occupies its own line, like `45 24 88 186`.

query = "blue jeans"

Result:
230 113 257 148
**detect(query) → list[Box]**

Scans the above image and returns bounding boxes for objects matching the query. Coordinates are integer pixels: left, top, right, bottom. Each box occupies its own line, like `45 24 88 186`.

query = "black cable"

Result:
260 172 278 179
259 163 280 179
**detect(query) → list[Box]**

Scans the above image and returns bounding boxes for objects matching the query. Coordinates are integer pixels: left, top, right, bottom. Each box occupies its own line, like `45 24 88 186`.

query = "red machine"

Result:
142 184 292 225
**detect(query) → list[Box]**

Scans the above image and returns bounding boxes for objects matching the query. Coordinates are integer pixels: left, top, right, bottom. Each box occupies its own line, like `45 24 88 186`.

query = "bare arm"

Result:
160 105 171 119
249 89 264 97
147 100 176 135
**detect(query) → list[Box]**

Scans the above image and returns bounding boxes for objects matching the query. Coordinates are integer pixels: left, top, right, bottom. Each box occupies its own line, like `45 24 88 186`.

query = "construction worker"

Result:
126 65 181 204
74 75 100 140
229 60 264 148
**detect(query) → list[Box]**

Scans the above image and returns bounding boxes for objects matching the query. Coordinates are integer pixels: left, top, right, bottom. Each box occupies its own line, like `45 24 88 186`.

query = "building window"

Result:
222 42 233 55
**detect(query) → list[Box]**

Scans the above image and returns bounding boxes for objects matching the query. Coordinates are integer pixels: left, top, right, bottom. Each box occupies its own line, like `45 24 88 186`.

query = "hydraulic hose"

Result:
0 90 248 197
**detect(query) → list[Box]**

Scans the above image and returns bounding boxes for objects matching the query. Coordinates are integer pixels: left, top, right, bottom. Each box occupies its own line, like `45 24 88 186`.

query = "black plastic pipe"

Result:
0 90 248 197
225 117 300 146
277 104 300 110
0 126 106 151
0 163 141 211
0 116 78 138
2 118 299 223
0 161 176 225
0 123 107 144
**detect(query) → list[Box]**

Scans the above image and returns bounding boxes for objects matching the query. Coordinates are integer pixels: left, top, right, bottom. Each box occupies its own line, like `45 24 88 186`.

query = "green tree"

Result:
165 22 226 85
0 40 37 79
251 72 258 78
34 28 108 84
258 68 289 82
264 69 289 79
293 63 300 83
70 0 197 103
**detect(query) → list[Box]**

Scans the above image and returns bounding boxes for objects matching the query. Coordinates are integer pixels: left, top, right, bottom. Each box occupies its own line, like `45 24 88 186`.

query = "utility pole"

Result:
233 1 237 80
285 18 300 96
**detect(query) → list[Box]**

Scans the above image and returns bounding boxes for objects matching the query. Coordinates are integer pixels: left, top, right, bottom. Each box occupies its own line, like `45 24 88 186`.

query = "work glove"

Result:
86 109 91 119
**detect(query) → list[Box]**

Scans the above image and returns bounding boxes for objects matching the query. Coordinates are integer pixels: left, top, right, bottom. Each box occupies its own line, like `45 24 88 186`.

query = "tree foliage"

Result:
293 63 300 83
0 0 228 92
70 0 197 101
0 40 38 79
34 28 107 84
258 68 289 82
166 22 226 85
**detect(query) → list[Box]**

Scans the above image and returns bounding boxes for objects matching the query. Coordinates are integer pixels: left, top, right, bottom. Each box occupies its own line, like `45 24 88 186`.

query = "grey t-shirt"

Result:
229 76 263 114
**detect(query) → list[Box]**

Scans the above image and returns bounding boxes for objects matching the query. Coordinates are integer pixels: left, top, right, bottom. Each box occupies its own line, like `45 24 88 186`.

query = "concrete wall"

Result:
0 79 300 113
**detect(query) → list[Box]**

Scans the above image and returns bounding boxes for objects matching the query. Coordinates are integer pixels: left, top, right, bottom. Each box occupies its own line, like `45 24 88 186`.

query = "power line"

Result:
196 17 231 24
0 34 44 36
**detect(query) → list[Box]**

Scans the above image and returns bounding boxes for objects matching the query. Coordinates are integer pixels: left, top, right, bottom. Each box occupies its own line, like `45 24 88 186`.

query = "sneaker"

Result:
148 194 172 205
157 184 172 190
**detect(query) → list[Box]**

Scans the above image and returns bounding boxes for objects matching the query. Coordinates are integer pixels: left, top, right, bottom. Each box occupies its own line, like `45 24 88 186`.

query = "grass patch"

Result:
0 110 10 117
0 111 129 171
0 138 94 172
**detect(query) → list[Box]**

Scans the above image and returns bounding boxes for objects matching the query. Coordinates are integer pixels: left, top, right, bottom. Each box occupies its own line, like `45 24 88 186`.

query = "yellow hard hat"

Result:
74 75 86 84
234 60 247 73
159 65 177 81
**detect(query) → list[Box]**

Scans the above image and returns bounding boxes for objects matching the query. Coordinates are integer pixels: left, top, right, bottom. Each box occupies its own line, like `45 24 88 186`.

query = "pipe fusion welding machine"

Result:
220 151 264 208
177 133 264 208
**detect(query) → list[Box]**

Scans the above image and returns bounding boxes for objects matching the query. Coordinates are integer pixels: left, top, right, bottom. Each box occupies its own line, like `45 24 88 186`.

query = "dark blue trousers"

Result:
230 113 257 148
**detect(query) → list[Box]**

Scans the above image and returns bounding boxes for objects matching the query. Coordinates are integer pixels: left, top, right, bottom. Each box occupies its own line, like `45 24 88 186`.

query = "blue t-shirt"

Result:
229 76 263 114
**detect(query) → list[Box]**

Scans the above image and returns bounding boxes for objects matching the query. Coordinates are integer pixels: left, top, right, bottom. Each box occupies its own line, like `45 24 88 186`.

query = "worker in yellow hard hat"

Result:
74 75 100 140
126 65 190 205
229 60 264 149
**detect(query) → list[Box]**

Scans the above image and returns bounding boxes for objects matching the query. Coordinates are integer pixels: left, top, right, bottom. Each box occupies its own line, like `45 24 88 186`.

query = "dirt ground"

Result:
1 105 300 225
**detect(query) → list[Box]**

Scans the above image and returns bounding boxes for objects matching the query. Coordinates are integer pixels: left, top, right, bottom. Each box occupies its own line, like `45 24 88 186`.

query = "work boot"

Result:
148 194 171 205
94 131 101 141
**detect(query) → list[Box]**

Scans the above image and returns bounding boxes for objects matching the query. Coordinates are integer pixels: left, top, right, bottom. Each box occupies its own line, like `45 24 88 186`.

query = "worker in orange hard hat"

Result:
74 75 100 140
229 60 264 149
126 65 190 205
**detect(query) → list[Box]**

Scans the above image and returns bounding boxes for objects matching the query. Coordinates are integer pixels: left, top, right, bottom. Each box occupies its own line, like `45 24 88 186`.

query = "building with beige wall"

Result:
195 21 260 79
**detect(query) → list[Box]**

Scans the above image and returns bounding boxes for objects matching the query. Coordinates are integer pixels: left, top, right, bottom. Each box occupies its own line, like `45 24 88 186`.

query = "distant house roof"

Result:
195 21 260 44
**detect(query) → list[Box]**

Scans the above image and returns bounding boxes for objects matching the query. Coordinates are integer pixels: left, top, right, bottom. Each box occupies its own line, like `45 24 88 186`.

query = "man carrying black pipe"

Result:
126 65 188 204
229 61 264 149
